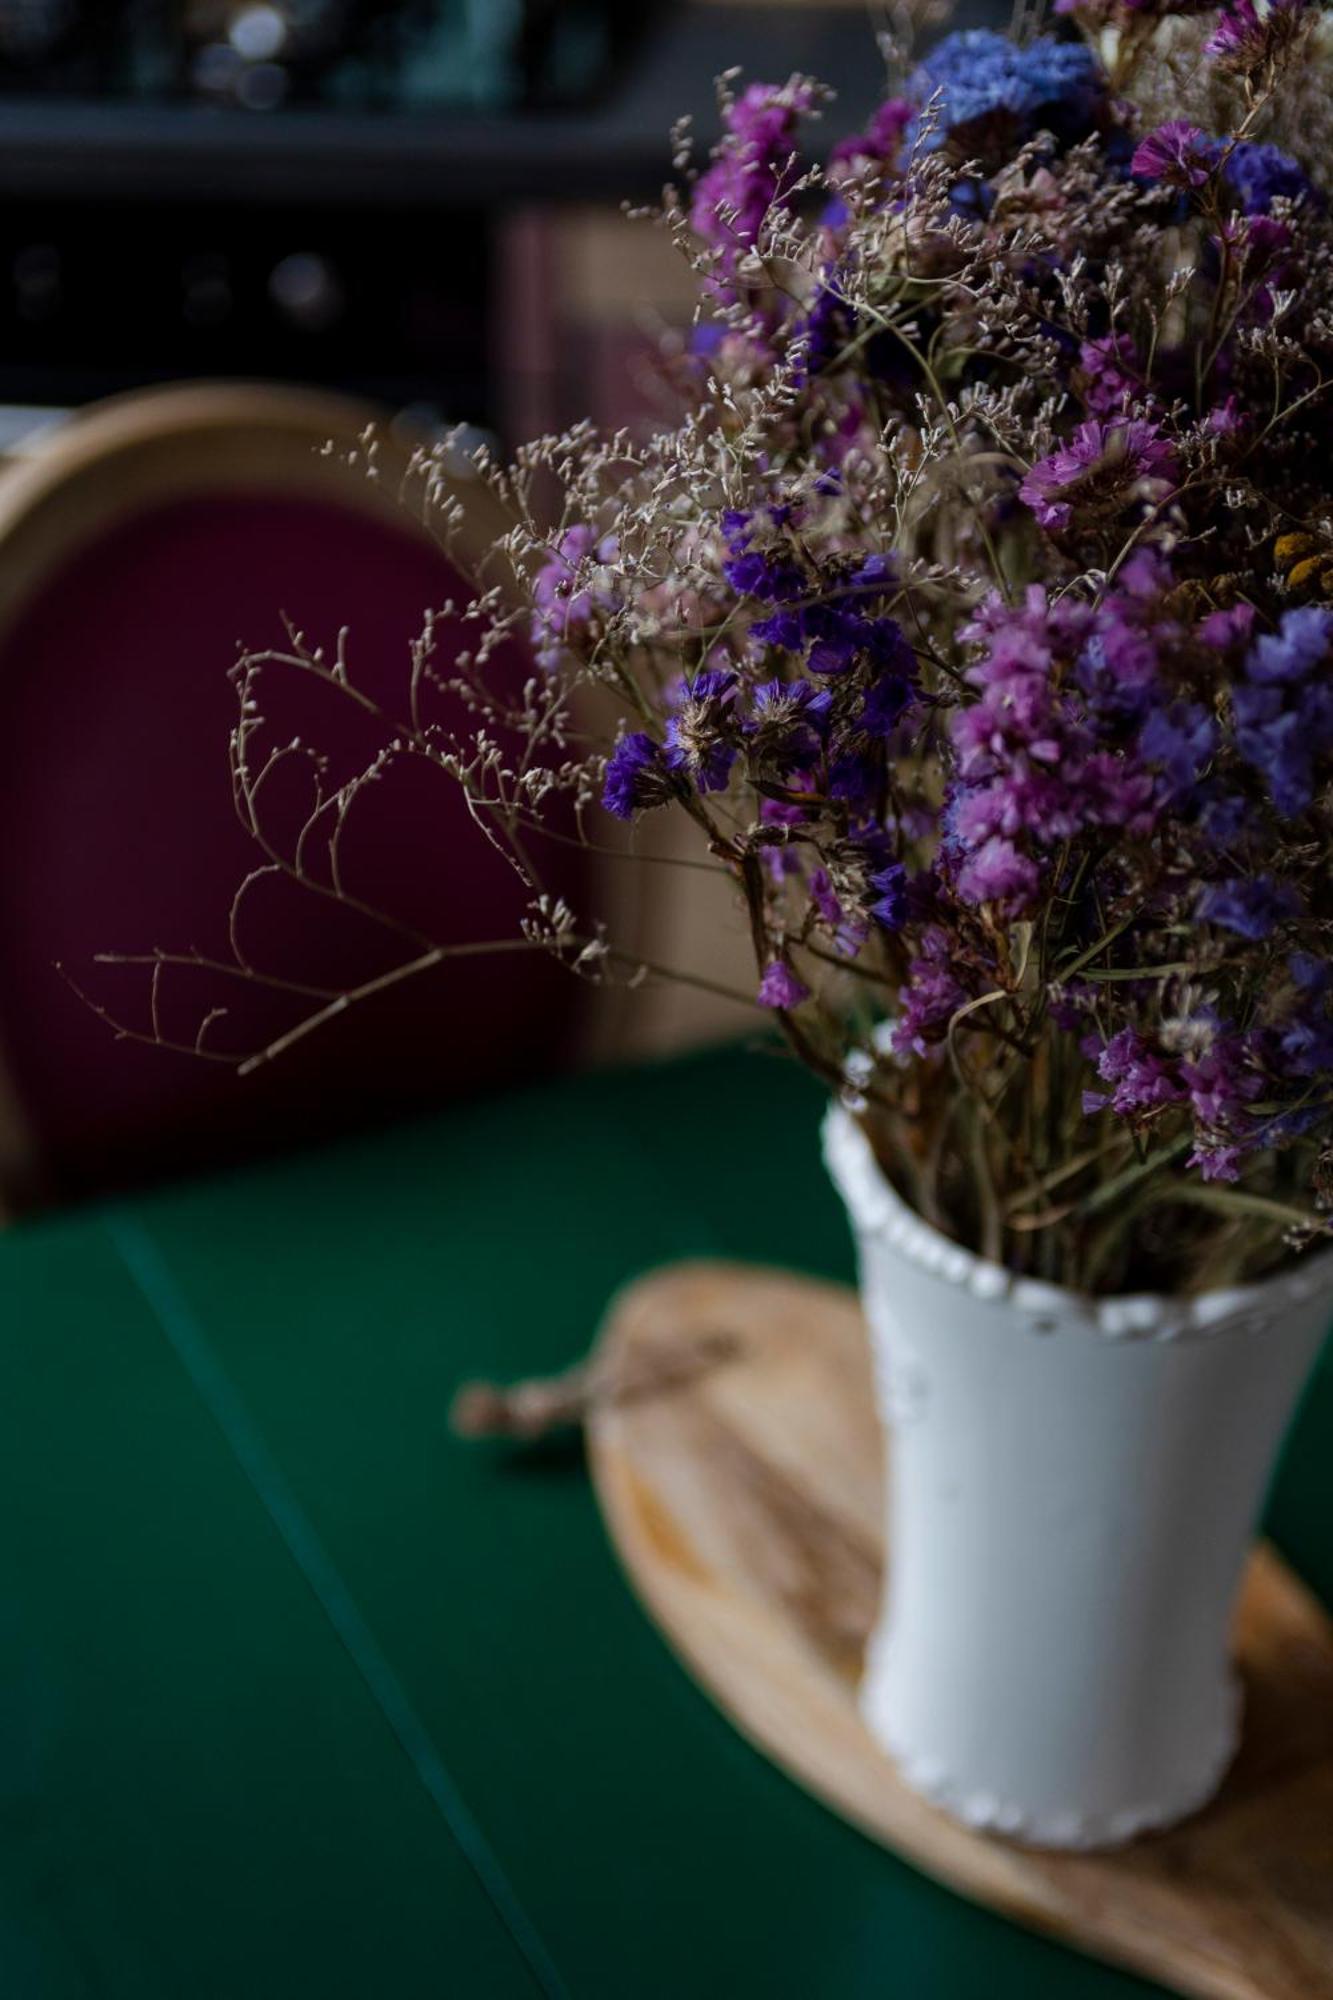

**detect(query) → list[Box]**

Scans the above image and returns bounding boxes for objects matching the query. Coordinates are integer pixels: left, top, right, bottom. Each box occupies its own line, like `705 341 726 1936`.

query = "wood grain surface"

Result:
587 1262 1333 2000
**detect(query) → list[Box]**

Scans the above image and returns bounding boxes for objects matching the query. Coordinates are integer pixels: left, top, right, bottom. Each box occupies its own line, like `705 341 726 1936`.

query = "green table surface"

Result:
2 1043 1330 2000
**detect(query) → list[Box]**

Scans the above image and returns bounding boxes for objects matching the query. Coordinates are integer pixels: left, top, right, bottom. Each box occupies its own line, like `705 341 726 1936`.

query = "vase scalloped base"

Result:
861 1663 1243 1851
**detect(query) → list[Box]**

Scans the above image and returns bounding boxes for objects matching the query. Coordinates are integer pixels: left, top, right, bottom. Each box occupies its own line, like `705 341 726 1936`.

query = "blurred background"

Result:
0 1 908 1212
0 0 892 423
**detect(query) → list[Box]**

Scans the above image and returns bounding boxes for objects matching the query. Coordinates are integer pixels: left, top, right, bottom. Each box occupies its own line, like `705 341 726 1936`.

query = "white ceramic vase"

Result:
824 1103 1333 1850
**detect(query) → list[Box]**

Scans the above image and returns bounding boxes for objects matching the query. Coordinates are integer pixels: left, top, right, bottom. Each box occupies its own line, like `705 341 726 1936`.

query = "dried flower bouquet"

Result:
110 0 1333 1299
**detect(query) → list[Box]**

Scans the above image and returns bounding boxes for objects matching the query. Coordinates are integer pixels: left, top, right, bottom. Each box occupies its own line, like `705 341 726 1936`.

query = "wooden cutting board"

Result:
586 1262 1333 2000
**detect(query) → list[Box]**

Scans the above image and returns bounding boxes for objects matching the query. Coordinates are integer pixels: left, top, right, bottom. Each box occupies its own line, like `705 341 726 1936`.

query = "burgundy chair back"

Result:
0 386 585 1203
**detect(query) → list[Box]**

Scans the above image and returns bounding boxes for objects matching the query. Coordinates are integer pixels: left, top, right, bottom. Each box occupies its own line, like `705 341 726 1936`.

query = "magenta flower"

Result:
891 927 970 1055
1207 0 1262 56
1182 1035 1267 1180
1207 0 1311 74
1019 419 1179 532
531 525 596 667
1199 600 1255 648
690 80 817 291
757 959 811 1009
1131 122 1218 190
1188 1141 1245 1181
956 835 1041 912
1083 1028 1186 1118
1206 395 1246 437
531 525 618 670
1077 334 1143 417
829 97 912 171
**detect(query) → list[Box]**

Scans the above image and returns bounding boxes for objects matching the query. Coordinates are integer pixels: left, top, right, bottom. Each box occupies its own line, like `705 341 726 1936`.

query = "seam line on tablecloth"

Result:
106 1209 569 2000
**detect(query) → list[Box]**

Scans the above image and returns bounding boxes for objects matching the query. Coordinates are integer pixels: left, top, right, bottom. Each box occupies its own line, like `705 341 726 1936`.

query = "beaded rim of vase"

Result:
861 1653 1243 1850
823 1103 1333 1344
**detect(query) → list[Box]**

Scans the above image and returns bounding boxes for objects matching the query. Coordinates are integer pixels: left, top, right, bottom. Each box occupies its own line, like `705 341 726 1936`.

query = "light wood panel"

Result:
588 1262 1333 2000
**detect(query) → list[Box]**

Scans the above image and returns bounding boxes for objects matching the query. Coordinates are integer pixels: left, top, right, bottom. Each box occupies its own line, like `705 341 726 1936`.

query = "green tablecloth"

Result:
2 1044 1329 2000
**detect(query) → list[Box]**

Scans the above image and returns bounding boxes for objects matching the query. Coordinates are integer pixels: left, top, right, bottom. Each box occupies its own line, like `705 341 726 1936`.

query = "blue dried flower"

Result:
1198 875 1301 941
1248 604 1333 683
870 861 908 930
602 733 670 819
1224 141 1316 214
1235 608 1333 816
906 30 1101 157
1139 701 1218 795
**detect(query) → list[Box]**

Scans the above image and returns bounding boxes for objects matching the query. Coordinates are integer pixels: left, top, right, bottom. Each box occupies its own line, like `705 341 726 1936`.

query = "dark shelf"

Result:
0 6 895 209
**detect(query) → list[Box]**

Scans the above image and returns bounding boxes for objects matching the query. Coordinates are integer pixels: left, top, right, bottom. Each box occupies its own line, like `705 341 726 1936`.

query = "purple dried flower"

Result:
891 925 970 1055
1199 604 1255 653
1081 752 1158 830
1131 122 1218 190
1233 690 1315 816
1018 419 1179 532
809 866 867 957
1181 1032 1267 1180
851 552 894 591
602 732 671 820
757 959 811 1009
691 79 817 292
869 860 908 930
751 586 915 705
726 551 806 604
956 835 1041 912
664 668 740 793
1205 396 1246 438
744 677 829 780
829 96 912 170
1077 586 1163 720
1183 1034 1264 1120
858 663 916 734
1083 1028 1186 1117
1078 334 1143 417
1206 0 1311 75
809 865 842 929
754 672 808 748
945 573 1168 915
1207 0 1258 58
1188 1141 1245 1182
531 525 616 669
807 614 864 677
828 749 880 809
469 44 1333 1281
